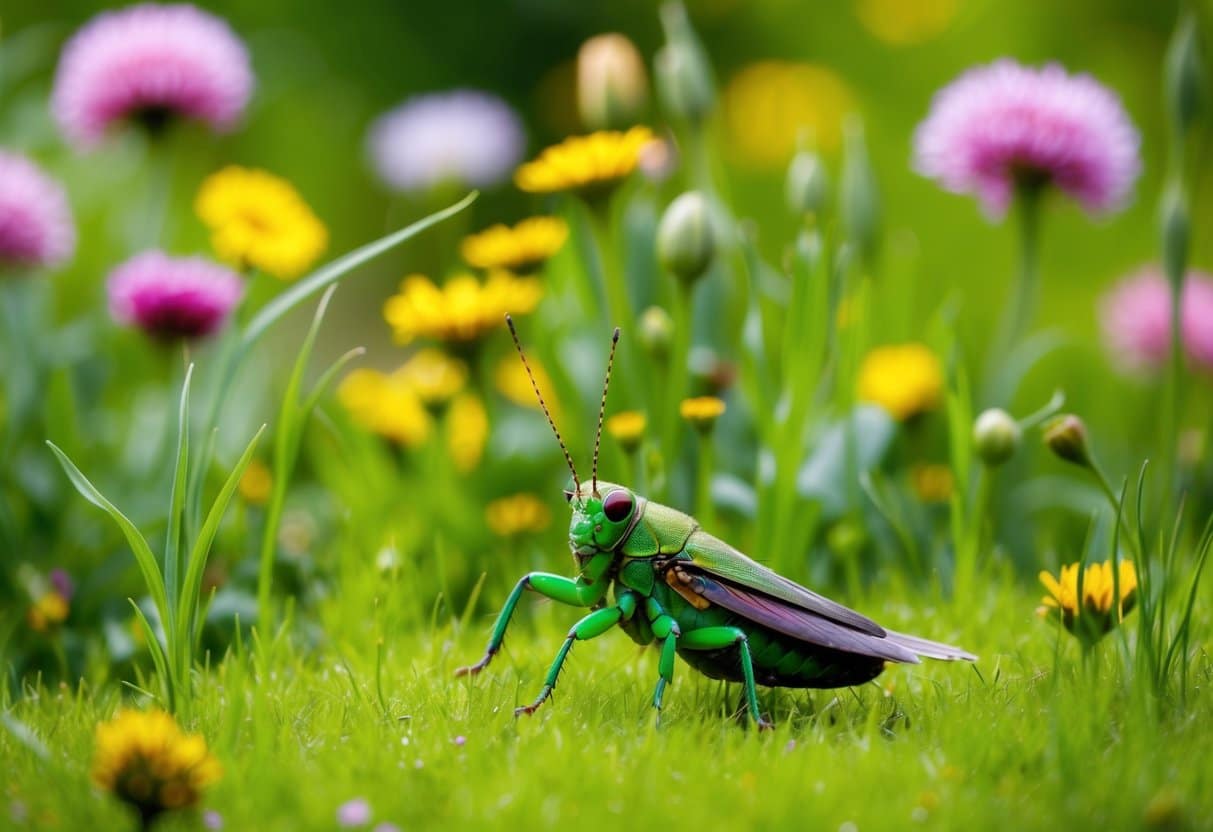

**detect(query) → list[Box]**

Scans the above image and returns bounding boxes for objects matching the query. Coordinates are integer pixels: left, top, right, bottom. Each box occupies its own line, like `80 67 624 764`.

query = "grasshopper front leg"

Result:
515 592 639 716
455 572 606 677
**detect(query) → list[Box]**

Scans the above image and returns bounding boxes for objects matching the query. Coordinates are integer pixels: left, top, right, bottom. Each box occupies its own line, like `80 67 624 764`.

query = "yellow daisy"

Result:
447 392 489 472
495 354 560 417
680 396 726 431
723 62 853 166
606 410 646 452
26 590 69 632
394 348 467 406
195 166 328 280
338 368 431 447
383 271 543 344
485 493 552 537
1038 559 1138 645
857 343 943 421
461 217 569 272
515 127 654 194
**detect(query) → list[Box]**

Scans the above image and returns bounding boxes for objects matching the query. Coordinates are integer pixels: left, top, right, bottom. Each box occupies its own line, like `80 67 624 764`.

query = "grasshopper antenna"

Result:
590 327 621 498
506 315 580 495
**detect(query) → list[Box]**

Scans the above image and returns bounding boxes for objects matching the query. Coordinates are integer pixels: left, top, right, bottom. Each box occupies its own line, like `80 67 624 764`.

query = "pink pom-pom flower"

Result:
0 150 76 271
52 3 253 149
914 59 1141 217
108 250 243 340
1099 265 1213 374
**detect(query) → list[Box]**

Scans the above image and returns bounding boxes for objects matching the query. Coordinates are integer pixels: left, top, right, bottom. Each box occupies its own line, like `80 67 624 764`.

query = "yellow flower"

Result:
856 0 958 46
383 272 543 344
606 410 646 452
92 709 222 822
910 463 953 503
26 591 69 632
495 354 560 417
515 127 654 194
485 494 552 537
394 348 467 406
723 61 854 166
195 166 328 280
238 459 272 505
857 343 943 421
338 368 431 447
680 396 726 432
1038 559 1138 645
461 217 569 272
447 393 489 473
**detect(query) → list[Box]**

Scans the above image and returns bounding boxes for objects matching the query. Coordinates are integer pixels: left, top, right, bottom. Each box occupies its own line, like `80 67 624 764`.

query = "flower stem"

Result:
984 182 1041 403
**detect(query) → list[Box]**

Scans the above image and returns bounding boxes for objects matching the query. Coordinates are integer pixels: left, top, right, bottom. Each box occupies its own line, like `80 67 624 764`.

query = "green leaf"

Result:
129 598 173 711
46 442 168 621
164 363 194 628
797 405 896 519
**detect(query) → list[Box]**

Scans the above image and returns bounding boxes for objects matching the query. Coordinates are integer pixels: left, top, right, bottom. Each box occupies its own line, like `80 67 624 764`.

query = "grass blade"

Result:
164 363 194 632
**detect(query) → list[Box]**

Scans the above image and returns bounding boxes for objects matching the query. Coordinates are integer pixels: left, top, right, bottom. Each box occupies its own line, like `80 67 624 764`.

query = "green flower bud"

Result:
840 117 880 263
638 305 674 359
1159 180 1190 289
578 33 648 131
1043 414 1091 469
786 148 831 217
1165 13 1203 136
657 191 715 285
973 408 1021 466
655 3 715 125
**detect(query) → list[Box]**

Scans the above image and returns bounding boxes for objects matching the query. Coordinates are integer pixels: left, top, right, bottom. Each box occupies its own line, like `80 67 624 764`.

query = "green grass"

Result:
5 578 1211 831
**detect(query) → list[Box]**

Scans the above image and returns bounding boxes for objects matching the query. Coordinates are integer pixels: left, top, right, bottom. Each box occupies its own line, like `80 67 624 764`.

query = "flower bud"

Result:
1165 14 1202 136
578 33 648 131
786 148 830 217
655 3 715 125
973 408 1021 466
657 191 715 285
638 305 674 359
840 117 881 263
1043 414 1091 468
680 395 726 433
1159 180 1190 288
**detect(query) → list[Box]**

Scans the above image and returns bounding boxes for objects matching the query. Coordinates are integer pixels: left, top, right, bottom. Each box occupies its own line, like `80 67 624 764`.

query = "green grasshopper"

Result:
457 317 975 727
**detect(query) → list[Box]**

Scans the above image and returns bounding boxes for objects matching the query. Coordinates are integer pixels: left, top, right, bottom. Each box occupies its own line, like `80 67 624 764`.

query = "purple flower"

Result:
52 3 253 149
1099 265 1213 374
367 90 525 193
372 825 401 832
337 798 372 828
107 250 243 340
49 568 75 601
0 150 75 271
202 809 224 829
914 60 1140 217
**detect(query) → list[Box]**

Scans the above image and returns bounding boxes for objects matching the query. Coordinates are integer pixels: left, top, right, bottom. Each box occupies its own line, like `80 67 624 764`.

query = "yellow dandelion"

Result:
606 410 646 452
1038 559 1138 645
238 459 272 505
856 0 958 46
680 396 726 431
394 348 467 406
910 463 953 503
461 217 569 272
857 343 943 421
447 392 489 473
723 61 854 166
26 590 69 632
338 368 431 447
195 166 328 280
92 709 222 824
515 127 654 194
495 354 560 416
383 271 543 344
485 493 552 537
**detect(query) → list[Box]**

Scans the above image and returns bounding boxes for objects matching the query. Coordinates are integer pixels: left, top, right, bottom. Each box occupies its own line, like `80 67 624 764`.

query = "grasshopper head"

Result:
566 481 638 565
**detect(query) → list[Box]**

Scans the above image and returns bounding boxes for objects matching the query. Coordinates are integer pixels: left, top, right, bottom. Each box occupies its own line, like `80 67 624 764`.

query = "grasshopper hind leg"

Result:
680 626 774 730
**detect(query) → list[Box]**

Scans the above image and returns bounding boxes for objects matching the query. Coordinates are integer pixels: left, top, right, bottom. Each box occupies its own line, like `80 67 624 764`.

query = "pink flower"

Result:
0 151 75 270
107 250 242 340
52 3 253 149
1100 265 1213 374
914 60 1140 217
336 798 372 828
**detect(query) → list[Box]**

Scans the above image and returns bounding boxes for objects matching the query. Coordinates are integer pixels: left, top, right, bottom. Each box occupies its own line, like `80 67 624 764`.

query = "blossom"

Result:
0 151 75 271
857 343 942 421
26 590 69 632
336 798 372 828
723 62 853 165
680 396 726 432
856 0 958 46
447 393 488 472
107 250 243 340
914 60 1140 216
605 410 646 452
52 3 252 149
338 368 431 447
1099 265 1213 374
367 90 525 193
195 166 327 280
92 708 222 825
238 459 272 505
485 494 552 537
383 272 543 344
396 348 467 407
460 217 568 273
515 127 654 194
495 354 560 416
107 251 242 339
1038 559 1137 645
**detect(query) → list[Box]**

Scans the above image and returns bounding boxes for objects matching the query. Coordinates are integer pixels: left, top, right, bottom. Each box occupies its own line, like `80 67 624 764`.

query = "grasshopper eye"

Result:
602 490 633 522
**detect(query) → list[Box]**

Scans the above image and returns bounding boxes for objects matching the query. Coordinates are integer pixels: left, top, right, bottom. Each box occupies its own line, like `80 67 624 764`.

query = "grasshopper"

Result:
457 317 975 727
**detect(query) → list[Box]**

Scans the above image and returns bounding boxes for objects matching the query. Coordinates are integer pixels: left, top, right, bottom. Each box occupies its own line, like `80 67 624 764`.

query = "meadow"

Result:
2 2 1213 830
